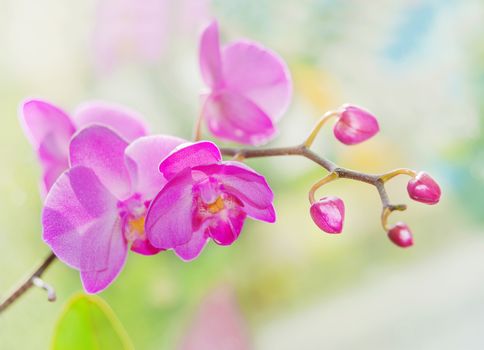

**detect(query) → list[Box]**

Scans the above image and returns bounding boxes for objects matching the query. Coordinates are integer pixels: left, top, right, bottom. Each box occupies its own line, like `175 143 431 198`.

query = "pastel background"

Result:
0 0 483 349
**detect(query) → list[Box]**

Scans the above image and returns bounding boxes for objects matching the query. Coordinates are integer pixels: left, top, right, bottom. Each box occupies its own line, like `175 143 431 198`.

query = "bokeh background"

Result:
1 0 483 349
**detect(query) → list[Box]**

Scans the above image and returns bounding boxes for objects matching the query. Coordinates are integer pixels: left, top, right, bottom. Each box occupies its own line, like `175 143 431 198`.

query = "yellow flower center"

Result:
207 197 225 214
127 215 146 241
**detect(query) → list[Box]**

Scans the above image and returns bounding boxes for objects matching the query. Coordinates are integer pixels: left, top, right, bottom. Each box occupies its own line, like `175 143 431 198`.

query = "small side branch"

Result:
221 144 377 184
0 252 57 314
221 144 407 231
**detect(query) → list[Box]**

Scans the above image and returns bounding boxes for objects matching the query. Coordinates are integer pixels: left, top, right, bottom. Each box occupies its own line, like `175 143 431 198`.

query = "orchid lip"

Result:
194 178 244 227
118 194 149 244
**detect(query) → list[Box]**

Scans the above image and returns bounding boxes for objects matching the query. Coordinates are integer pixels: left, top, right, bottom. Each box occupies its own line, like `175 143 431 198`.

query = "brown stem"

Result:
220 144 407 226
193 112 203 142
0 252 57 314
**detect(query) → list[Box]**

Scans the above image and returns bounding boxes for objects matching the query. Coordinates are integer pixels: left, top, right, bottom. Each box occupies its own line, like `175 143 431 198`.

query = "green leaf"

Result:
51 293 134 350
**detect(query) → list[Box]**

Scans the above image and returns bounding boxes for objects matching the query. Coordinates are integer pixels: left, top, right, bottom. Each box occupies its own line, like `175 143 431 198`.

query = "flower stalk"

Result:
379 168 417 183
308 172 339 204
302 110 339 148
0 252 57 314
221 144 407 221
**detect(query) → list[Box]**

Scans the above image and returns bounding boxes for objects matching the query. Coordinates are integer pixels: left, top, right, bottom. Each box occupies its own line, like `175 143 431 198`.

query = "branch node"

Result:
231 152 246 162
32 277 57 302
388 204 407 212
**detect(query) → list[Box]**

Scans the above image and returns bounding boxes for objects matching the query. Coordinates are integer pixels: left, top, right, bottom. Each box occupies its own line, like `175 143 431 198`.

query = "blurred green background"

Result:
0 0 483 349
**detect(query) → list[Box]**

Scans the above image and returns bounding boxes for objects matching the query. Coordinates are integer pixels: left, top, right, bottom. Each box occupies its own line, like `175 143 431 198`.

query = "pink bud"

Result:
310 196 345 234
333 105 379 145
407 172 441 205
387 222 413 248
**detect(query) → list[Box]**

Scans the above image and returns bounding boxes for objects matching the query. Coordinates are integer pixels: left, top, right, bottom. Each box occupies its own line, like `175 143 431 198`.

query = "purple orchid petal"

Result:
159 141 222 181
222 41 292 121
237 204 275 225
125 135 185 199
130 237 163 256
79 216 124 272
69 125 131 199
20 99 75 150
42 166 118 270
20 99 76 193
80 219 128 294
194 163 276 223
203 90 276 145
207 208 246 246
73 101 149 142
41 159 70 198
174 229 209 262
37 136 69 167
145 169 197 249
199 20 223 89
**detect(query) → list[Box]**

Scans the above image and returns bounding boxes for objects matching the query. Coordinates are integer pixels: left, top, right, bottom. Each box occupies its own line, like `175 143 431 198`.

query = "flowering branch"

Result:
220 144 406 223
5 19 441 308
0 252 57 314
218 98 442 243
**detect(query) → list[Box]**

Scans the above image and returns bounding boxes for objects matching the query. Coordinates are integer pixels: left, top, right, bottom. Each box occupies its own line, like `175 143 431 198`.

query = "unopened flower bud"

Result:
407 172 441 205
310 196 345 234
333 104 379 145
387 222 413 248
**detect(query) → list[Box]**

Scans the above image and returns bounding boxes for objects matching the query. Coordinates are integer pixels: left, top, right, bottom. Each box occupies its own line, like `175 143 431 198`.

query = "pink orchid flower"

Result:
20 99 149 197
145 141 275 261
199 21 292 145
42 125 184 293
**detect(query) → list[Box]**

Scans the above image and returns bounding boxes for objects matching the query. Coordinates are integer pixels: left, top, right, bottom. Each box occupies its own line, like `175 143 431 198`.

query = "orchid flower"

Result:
20 99 148 196
199 21 292 145
42 125 184 293
145 141 275 261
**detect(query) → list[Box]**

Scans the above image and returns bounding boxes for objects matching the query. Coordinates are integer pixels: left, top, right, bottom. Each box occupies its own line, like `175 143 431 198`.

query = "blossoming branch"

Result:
0 19 440 312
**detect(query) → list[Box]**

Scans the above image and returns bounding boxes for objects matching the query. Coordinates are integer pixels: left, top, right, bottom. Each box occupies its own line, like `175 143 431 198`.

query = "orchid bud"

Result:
387 222 413 248
407 172 441 205
310 196 345 234
333 105 379 145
